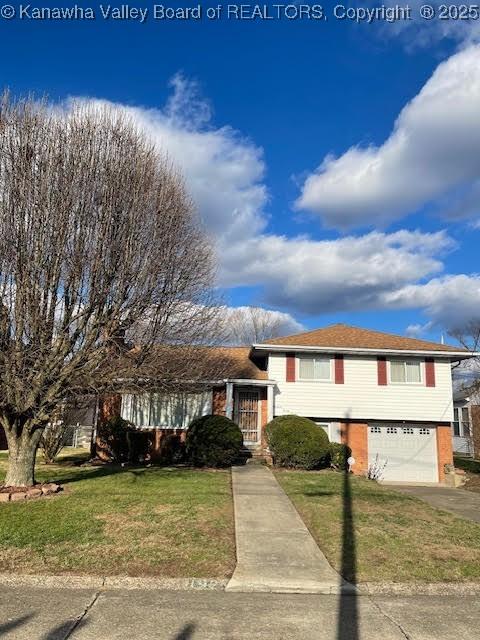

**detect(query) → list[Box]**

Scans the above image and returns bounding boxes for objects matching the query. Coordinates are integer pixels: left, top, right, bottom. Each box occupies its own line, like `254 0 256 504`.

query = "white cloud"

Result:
67 75 479 332
405 322 434 338
385 275 480 331
375 1 480 50
72 75 268 249
296 44 480 229
223 229 454 314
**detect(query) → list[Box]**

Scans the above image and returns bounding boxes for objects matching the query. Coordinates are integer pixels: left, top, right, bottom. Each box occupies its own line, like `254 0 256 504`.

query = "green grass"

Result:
0 451 235 577
275 470 480 583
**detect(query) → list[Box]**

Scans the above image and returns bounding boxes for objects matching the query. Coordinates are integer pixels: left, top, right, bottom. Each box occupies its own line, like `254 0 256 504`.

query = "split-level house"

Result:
100 323 470 484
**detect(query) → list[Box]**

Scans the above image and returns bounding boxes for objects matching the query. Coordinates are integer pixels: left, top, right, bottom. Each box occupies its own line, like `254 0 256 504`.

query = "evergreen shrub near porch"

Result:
266 415 330 470
328 442 352 470
186 415 243 468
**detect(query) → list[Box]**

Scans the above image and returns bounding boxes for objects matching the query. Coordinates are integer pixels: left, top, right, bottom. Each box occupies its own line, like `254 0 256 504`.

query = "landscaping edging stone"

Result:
0 574 479 594
0 483 61 502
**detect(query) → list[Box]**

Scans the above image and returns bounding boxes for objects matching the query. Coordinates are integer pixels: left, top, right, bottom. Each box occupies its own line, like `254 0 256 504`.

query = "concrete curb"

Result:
356 582 480 595
1 574 480 595
0 574 228 591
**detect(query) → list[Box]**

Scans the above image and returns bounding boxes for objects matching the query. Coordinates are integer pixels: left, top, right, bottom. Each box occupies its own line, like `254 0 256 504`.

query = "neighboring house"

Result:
452 386 480 458
97 323 470 484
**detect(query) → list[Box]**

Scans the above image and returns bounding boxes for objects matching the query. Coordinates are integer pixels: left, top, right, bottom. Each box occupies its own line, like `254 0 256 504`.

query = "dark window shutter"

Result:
425 358 436 387
334 354 344 384
286 353 296 382
377 357 387 386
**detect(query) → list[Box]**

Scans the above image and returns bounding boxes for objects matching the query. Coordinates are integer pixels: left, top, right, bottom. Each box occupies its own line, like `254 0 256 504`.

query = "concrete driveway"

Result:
388 485 480 523
1 586 480 640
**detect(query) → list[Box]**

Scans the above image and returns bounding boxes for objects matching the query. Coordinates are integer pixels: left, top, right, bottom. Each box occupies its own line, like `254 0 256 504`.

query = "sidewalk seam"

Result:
63 590 101 639
369 597 412 640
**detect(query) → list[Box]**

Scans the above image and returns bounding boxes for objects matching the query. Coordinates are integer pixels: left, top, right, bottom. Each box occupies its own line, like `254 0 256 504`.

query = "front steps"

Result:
239 446 272 465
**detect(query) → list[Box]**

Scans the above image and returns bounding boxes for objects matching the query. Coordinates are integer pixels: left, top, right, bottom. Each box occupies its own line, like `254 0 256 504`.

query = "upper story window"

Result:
298 355 331 381
390 359 421 384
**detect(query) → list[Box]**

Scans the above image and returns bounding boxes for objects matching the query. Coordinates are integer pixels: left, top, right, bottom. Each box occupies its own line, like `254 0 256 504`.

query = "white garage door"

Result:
368 424 438 483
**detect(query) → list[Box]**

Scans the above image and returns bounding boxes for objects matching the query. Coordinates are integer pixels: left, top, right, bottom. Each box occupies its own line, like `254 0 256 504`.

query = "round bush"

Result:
266 415 330 470
328 442 352 470
185 415 244 468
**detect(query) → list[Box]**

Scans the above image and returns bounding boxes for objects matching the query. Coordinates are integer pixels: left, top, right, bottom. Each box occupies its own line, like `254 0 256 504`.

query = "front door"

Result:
235 390 260 446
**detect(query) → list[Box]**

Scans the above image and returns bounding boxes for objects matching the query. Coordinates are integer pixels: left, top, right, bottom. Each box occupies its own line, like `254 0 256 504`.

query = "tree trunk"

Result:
4 428 43 487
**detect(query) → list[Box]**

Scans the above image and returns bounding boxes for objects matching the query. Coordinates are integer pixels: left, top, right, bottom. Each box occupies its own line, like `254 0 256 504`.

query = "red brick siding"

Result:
334 354 344 384
212 388 226 416
95 393 123 461
150 428 187 461
259 387 269 449
286 353 296 382
377 357 387 385
340 422 368 475
436 424 453 483
98 394 122 426
425 358 436 387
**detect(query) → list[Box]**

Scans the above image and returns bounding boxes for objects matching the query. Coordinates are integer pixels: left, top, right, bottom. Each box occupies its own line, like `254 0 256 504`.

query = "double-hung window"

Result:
453 407 470 437
298 356 331 381
390 359 421 384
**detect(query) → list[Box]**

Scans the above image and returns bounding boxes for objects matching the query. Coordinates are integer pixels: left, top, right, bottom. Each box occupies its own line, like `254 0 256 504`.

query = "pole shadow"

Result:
336 419 360 640
0 613 34 635
171 622 196 639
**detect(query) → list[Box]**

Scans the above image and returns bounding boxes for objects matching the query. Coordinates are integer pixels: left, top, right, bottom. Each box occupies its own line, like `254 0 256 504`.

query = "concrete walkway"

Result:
226 464 348 593
388 485 480 524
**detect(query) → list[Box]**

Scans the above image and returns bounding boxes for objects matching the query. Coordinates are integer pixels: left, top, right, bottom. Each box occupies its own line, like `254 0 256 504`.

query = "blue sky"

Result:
2 4 480 342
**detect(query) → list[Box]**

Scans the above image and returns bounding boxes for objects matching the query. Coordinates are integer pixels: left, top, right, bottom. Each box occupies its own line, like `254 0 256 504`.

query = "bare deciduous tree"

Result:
0 93 220 487
224 306 297 345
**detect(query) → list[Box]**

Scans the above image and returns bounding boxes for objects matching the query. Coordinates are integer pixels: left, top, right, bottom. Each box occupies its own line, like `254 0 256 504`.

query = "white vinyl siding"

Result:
270 353 453 423
298 356 331 381
390 360 421 384
121 391 212 429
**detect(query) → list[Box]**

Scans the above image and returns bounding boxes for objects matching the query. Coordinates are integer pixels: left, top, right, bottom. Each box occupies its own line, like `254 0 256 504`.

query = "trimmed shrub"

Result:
328 442 352 470
186 415 243 468
266 415 329 470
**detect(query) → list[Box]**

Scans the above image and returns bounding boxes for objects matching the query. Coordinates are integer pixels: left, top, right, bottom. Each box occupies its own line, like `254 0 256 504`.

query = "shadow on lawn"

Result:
57 463 169 484
57 464 138 484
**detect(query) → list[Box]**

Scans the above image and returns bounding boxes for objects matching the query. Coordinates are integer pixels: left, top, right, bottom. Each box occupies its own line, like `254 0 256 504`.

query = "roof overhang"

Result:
252 343 475 361
224 378 276 386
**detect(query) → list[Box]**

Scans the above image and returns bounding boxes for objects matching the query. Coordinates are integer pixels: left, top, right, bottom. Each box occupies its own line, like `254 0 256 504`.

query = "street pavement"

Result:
1 586 480 640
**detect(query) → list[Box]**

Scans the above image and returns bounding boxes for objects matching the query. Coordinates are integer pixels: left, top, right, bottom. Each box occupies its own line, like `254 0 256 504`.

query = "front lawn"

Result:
455 455 480 493
276 470 480 583
0 451 235 577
